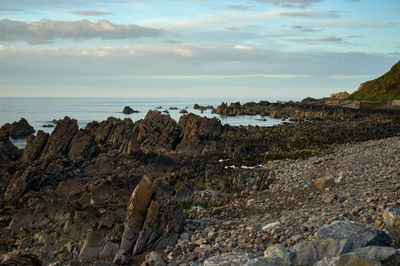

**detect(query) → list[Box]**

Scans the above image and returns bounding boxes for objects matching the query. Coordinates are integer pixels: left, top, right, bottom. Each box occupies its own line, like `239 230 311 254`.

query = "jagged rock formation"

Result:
1 118 35 138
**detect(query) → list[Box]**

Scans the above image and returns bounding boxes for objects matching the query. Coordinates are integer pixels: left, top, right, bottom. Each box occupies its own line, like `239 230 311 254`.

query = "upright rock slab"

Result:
119 176 184 256
22 130 49 162
383 207 400 245
40 116 78 160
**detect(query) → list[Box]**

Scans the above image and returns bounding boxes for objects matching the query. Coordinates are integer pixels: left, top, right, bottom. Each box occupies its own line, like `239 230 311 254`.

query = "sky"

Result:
0 0 399 99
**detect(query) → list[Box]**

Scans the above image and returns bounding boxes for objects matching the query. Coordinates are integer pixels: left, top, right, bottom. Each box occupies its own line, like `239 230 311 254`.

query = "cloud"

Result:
291 24 321 32
255 0 322 8
284 36 344 44
0 19 164 44
234 45 253 50
72 10 111 16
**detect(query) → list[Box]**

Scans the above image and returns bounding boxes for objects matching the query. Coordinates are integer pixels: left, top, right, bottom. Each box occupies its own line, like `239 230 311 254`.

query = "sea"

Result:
0 97 293 148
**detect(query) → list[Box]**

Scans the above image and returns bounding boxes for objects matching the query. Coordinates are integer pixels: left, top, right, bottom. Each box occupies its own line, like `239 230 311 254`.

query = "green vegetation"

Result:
346 61 400 101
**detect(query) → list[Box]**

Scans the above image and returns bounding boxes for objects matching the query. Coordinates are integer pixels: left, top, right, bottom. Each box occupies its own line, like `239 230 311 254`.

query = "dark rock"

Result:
22 130 49 162
120 176 184 255
68 129 99 161
40 116 78 160
113 249 133 265
1 250 42 265
137 110 181 154
0 128 21 161
122 106 138 114
4 166 38 201
315 220 392 248
6 118 35 138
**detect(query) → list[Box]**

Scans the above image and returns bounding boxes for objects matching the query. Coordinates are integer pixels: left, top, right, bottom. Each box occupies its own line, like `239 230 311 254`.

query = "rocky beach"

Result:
0 95 400 265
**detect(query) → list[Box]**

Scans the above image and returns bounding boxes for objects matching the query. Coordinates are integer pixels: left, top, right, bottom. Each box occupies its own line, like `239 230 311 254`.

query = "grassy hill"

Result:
346 60 400 101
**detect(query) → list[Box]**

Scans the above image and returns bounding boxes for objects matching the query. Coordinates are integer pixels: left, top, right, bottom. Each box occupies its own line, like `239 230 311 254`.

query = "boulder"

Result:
137 110 181 154
0 128 21 161
7 118 35 137
264 244 295 263
383 207 400 245
176 113 223 158
4 167 38 201
293 238 353 265
350 246 398 265
141 251 167 266
315 253 381 266
314 175 335 190
22 130 49 162
40 116 78 159
68 129 99 161
122 106 138 114
79 231 119 262
315 220 392 248
119 176 184 255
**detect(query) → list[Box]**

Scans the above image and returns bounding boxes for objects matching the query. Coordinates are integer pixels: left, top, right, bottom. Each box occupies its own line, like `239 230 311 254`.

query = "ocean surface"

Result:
0 97 290 148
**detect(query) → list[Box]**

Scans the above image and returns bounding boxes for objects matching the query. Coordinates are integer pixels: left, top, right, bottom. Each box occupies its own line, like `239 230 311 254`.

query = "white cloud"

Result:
0 19 164 44
234 45 253 50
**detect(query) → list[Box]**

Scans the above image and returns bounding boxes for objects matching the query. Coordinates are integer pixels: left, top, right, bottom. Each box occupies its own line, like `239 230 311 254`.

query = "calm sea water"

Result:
0 97 289 148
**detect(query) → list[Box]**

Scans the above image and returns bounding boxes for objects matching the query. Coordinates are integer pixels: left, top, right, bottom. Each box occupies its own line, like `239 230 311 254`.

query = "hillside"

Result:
347 60 400 101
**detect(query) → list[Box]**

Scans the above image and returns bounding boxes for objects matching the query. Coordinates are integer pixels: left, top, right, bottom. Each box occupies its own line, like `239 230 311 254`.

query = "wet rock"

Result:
122 106 138 114
315 220 392 248
22 130 49 162
120 176 184 255
40 116 78 160
141 251 167 266
314 175 335 190
383 207 400 245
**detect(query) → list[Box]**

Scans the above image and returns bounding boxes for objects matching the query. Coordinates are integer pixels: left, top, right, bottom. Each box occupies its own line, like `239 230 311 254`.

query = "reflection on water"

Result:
0 97 290 149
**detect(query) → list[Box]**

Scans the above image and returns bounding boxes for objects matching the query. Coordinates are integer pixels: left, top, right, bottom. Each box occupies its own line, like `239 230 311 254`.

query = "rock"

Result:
204 253 272 266
264 244 295 263
22 130 49 161
262 222 281 232
293 238 353 265
40 116 78 159
4 166 38 201
1 250 42 265
314 175 335 190
120 176 184 255
315 220 392 248
113 249 133 265
174 183 193 203
383 207 400 245
179 109 188 114
247 199 256 208
141 251 167 266
330 91 350 100
0 127 21 161
56 179 81 198
137 110 181 154
99 241 120 260
315 253 381 266
78 230 105 261
8 118 35 137
122 106 138 114
350 246 398 265
68 129 100 161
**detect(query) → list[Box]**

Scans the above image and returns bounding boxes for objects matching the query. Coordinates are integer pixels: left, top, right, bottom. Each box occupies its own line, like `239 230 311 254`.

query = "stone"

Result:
1 250 42 265
314 175 335 190
383 207 400 245
122 106 138 114
141 251 167 266
315 253 381 266
204 253 273 266
113 249 133 265
262 222 281 232
78 230 105 261
120 176 184 255
293 238 353 265
4 167 38 201
315 220 392 248
68 129 100 161
263 244 296 263
40 116 78 160
247 199 256 208
22 130 49 161
8 118 35 137
350 246 398 265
